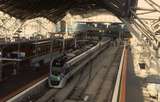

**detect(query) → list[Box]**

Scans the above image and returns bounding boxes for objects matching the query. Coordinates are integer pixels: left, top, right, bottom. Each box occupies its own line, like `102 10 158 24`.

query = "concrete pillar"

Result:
74 37 77 48
62 37 65 52
56 22 61 32
157 47 160 58
60 20 66 33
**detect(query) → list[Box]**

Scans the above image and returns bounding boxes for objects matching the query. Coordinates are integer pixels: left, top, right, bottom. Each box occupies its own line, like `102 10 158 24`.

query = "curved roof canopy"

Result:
0 0 138 22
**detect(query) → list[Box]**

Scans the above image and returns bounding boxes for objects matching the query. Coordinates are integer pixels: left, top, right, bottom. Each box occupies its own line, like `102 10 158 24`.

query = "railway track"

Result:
0 52 63 102
94 48 122 102
0 65 49 102
64 46 123 102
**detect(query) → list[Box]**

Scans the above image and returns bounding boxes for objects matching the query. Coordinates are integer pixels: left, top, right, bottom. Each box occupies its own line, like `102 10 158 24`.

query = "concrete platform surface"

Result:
126 50 144 102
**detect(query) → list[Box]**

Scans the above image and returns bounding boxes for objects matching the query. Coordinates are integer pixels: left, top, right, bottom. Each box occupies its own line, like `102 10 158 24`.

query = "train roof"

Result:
0 38 63 47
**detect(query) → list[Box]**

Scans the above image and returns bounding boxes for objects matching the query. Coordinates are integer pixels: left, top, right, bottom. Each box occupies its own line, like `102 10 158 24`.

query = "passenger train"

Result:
48 39 110 88
0 38 74 63
0 38 74 82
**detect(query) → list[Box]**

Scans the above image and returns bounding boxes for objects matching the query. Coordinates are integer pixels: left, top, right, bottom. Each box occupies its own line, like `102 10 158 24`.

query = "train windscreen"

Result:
53 58 64 67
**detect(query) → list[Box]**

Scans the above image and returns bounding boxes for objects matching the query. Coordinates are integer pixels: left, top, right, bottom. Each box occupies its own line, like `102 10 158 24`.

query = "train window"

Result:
53 59 64 67
52 70 61 76
10 52 26 59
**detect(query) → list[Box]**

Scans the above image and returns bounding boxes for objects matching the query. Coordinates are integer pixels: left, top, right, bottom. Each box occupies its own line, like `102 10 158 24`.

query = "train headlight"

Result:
51 75 61 81
57 76 61 80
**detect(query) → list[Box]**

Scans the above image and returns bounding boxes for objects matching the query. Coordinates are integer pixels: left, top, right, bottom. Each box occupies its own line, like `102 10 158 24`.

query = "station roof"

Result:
0 0 138 22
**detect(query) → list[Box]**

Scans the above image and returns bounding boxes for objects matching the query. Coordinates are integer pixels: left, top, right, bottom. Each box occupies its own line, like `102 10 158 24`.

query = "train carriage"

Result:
0 38 75 82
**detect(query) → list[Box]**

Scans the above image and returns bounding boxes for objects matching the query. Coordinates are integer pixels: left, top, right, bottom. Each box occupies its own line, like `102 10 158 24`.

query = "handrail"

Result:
112 45 128 102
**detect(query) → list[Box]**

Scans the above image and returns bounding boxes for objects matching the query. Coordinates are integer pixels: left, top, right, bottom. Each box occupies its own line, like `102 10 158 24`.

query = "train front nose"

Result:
50 80 60 85
49 75 61 85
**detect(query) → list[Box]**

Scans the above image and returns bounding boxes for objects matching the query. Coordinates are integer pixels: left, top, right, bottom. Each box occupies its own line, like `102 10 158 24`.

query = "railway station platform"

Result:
126 50 144 102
